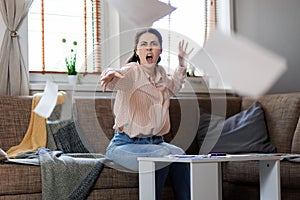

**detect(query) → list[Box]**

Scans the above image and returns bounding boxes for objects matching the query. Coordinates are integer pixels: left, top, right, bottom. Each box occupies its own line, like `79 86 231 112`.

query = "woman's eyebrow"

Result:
139 41 147 44
138 40 159 46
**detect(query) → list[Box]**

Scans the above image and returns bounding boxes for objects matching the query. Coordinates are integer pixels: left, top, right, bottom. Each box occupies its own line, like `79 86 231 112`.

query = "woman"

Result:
100 28 193 200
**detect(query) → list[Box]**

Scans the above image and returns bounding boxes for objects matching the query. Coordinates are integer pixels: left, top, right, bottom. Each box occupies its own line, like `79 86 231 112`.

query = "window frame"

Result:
27 0 103 74
27 0 118 85
26 0 233 92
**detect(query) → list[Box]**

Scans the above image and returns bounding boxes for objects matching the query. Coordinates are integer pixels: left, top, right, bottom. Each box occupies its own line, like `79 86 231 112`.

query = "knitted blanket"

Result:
38 148 105 200
3 149 105 199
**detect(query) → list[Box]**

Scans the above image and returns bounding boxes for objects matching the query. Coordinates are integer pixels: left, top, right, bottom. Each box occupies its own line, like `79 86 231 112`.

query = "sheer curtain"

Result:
0 0 33 95
205 0 217 40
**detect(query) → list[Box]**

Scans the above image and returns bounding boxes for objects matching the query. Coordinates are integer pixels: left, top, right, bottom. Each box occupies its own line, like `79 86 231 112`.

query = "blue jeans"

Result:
106 132 190 200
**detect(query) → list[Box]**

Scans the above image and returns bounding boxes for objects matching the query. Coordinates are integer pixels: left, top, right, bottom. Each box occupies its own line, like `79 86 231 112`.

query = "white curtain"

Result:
0 0 33 96
205 0 217 40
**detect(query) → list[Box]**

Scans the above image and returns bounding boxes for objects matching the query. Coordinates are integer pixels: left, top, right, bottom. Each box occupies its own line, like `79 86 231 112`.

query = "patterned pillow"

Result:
53 120 90 153
46 105 64 150
46 104 91 153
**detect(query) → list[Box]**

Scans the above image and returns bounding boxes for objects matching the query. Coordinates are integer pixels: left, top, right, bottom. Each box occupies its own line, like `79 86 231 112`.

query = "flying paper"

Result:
107 0 176 29
191 29 287 97
33 81 58 118
33 81 74 120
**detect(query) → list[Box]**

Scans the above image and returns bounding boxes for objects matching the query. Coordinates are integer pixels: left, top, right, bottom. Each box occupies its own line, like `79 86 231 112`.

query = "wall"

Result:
101 1 121 69
234 0 300 93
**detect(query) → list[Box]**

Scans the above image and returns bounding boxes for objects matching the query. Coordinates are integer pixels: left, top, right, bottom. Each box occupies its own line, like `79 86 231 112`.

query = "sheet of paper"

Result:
166 154 209 159
191 29 287 97
107 0 176 29
34 81 58 118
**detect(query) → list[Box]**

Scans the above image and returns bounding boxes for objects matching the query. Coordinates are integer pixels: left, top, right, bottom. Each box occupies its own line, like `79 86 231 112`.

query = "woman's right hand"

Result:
178 40 194 68
100 70 124 92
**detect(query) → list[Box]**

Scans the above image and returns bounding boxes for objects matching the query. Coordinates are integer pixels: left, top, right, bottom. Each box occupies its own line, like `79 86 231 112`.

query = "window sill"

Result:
29 74 234 97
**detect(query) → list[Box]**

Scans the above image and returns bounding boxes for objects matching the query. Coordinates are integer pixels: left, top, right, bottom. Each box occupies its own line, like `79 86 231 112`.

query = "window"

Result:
153 0 206 47
152 0 233 76
28 0 231 76
28 0 101 73
152 0 205 75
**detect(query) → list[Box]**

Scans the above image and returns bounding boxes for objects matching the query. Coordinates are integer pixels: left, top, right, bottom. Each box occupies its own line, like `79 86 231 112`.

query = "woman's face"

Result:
136 32 162 66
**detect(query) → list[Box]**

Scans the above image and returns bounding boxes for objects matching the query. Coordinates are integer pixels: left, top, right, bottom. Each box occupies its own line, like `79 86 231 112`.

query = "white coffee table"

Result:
138 154 281 200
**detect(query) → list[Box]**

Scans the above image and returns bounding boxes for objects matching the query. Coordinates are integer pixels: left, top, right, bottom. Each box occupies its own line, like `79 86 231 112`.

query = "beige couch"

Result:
0 92 300 199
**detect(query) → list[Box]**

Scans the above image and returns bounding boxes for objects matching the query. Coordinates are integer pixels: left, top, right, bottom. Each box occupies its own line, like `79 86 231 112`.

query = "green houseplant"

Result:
62 38 78 75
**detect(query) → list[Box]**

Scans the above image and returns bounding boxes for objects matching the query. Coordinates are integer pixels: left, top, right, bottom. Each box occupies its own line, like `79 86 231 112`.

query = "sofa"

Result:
0 92 300 200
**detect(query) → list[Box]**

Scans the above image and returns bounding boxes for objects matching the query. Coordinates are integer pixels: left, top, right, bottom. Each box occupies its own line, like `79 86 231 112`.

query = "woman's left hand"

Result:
178 40 194 68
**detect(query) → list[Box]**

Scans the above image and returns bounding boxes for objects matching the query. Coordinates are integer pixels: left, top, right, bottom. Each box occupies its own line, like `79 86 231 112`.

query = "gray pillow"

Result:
46 104 92 153
53 120 90 153
46 104 64 150
197 102 277 154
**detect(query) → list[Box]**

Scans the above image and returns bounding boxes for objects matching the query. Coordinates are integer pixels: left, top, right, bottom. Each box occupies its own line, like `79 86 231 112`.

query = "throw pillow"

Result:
53 120 90 153
46 104 63 150
197 102 277 154
46 104 92 153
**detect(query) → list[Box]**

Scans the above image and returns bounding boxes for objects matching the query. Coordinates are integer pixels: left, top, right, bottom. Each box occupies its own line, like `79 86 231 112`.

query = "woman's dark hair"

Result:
126 28 162 64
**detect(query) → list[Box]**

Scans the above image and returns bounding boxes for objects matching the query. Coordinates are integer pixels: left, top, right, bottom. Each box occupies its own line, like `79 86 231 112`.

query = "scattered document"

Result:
191 29 287 97
107 0 176 29
34 81 58 118
166 154 210 159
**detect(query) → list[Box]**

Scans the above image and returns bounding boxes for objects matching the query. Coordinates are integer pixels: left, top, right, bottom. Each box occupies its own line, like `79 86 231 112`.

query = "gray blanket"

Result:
38 148 105 200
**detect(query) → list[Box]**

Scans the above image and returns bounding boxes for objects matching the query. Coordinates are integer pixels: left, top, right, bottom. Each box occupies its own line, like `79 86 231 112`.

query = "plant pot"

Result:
67 75 78 85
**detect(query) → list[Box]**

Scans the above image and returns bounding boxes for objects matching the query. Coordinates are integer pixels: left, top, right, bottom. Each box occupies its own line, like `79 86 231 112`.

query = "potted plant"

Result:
62 38 78 84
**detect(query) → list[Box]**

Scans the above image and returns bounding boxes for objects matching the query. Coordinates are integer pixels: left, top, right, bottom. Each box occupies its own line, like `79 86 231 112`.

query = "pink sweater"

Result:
103 62 186 138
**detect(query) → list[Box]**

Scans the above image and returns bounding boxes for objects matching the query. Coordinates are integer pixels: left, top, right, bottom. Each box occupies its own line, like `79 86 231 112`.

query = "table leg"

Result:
259 160 281 200
139 160 156 200
190 162 222 200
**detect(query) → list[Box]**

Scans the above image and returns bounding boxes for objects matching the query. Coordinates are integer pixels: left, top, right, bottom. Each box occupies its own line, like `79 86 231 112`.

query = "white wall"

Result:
234 0 300 93
101 1 121 69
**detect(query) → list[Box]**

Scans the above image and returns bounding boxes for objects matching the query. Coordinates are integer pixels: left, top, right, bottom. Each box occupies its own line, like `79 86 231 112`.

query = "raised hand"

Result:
178 40 194 68
100 70 124 92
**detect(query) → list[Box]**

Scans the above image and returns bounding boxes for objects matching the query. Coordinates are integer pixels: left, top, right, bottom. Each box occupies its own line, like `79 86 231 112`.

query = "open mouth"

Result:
146 54 153 64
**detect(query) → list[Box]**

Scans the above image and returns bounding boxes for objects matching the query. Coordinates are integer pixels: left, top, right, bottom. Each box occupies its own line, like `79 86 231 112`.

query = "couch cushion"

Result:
47 103 95 153
0 164 41 195
197 102 276 154
0 96 32 151
168 96 242 154
52 121 91 153
0 162 140 196
242 93 300 153
0 148 7 161
222 159 300 189
75 98 113 154
87 188 139 200
93 165 139 189
213 102 276 153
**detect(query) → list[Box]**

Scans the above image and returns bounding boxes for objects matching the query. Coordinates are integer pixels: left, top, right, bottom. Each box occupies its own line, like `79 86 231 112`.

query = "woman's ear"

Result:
134 51 139 58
